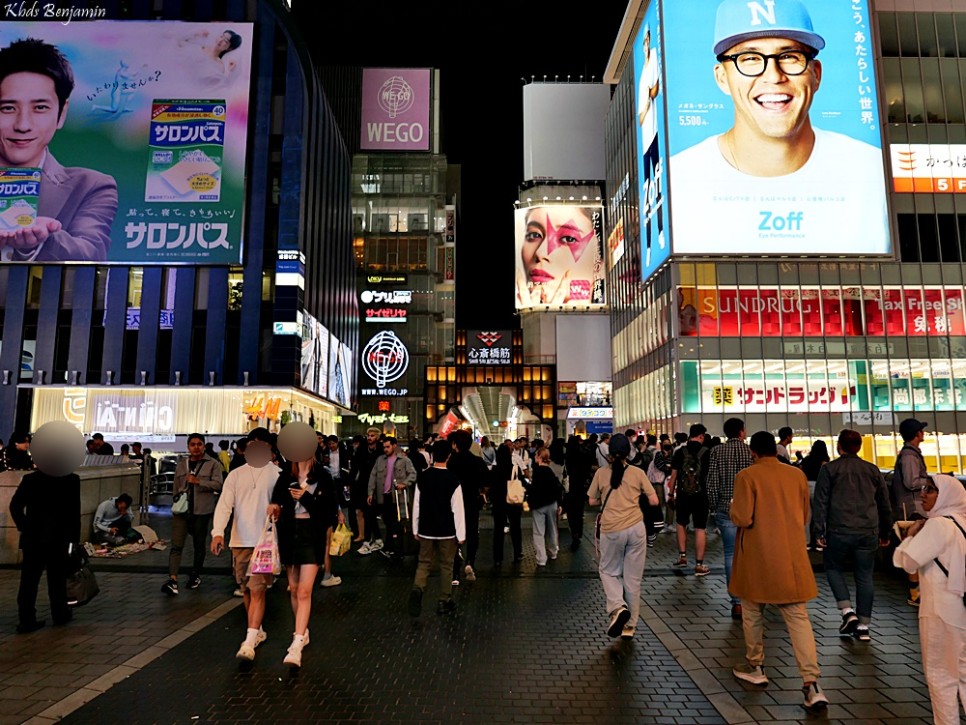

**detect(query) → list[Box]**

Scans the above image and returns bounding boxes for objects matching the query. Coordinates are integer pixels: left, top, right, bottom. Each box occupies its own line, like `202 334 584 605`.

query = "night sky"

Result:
292 0 628 330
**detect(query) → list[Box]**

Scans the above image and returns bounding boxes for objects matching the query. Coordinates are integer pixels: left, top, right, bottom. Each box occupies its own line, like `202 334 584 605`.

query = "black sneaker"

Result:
16 620 45 634
161 579 179 596
838 610 858 636
854 626 871 642
647 533 657 548
408 589 422 617
436 600 457 615
187 574 202 590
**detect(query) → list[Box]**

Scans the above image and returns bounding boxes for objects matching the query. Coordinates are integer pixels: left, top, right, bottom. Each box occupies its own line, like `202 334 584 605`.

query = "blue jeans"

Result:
824 531 878 623
716 512 738 605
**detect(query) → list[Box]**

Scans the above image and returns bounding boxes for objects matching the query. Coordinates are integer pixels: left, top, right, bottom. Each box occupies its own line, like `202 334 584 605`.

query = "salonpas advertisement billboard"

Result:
514 205 605 311
0 21 253 264
661 0 890 256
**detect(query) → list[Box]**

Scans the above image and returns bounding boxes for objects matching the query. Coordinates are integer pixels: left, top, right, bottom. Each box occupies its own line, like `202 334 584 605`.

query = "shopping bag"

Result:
247 516 282 576
506 465 526 505
328 523 352 557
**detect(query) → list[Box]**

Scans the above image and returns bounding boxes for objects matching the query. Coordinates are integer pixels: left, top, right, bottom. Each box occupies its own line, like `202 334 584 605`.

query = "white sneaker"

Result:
733 662 768 686
253 628 267 648
357 541 373 555
320 575 342 587
232 587 244 597
464 565 476 582
369 539 384 553
283 639 303 668
451 579 460 587
803 682 828 710
235 644 255 661
302 628 309 647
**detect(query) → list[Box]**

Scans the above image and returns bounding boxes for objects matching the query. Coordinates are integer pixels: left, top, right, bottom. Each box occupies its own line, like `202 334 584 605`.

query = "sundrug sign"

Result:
360 68 431 152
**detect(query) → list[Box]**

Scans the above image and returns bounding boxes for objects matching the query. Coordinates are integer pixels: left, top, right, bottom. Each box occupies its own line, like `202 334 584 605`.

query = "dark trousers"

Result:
18 543 70 625
452 505 480 580
565 490 586 542
643 501 664 535
364 500 381 541
168 513 212 577
824 531 878 623
492 504 522 563
378 500 401 554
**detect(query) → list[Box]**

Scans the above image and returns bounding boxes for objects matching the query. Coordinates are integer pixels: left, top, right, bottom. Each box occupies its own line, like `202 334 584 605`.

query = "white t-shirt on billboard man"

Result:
637 44 660 148
669 0 889 257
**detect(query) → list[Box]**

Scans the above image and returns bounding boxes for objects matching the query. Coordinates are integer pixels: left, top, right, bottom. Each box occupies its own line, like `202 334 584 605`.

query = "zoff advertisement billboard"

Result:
0 22 253 264
514 205 605 311
661 0 889 256
633 0 671 281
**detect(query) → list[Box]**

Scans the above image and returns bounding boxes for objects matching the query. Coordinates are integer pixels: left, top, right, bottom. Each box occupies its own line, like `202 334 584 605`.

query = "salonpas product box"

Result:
145 100 226 203
0 168 41 232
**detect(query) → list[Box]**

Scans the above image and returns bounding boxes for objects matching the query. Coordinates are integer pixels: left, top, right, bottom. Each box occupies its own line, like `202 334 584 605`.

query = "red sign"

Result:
679 286 966 338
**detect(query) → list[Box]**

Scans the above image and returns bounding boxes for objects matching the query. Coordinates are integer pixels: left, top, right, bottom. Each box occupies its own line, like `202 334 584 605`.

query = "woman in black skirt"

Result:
270 456 341 668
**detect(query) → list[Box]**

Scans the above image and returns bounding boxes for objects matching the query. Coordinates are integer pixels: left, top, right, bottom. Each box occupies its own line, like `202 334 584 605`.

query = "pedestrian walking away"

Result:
588 433 659 640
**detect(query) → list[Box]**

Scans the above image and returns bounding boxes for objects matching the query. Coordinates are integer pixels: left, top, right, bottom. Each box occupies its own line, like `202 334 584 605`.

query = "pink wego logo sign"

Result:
360 68 431 151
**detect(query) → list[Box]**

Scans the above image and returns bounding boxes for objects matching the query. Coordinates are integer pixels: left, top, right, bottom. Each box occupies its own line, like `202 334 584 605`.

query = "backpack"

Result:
931 516 966 608
678 446 707 495
646 457 665 485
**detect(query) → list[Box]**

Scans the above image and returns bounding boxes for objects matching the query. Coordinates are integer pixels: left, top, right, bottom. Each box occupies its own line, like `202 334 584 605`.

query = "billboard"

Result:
678 285 966 338
360 68 431 152
300 313 329 400
466 330 512 366
661 0 889 256
360 330 410 397
633 0 671 280
328 334 352 409
890 144 966 193
0 22 253 264
514 205 605 311
522 83 610 182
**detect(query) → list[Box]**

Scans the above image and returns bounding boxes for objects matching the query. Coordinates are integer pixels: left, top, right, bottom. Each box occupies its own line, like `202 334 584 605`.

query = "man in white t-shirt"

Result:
669 0 889 255
636 24 665 267
211 427 280 663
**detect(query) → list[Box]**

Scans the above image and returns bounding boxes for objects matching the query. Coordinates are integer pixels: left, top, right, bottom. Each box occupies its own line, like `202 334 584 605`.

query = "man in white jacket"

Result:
211 427 280 662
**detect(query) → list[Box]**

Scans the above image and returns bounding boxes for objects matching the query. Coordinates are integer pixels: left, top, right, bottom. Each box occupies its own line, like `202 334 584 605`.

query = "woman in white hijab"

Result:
894 474 966 724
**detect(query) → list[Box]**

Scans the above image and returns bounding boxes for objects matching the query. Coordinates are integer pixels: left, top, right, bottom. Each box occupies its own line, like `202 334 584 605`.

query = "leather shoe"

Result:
16 620 45 634
731 604 743 620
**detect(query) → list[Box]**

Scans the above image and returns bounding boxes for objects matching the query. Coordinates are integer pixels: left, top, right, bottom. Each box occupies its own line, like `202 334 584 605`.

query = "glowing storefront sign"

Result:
678 286 966 338
567 407 614 419
360 330 409 396
890 144 966 193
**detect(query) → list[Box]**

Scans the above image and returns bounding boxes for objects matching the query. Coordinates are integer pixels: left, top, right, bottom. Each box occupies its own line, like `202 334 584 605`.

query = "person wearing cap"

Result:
669 0 888 256
894 418 931 607
637 22 664 268
587 433 659 639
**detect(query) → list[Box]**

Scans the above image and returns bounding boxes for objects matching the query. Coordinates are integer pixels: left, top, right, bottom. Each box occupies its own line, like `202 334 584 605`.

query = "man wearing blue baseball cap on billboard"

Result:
669 0 888 255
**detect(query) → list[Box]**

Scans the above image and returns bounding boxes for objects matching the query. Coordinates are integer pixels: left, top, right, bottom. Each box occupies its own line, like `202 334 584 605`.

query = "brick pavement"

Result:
0 512 940 724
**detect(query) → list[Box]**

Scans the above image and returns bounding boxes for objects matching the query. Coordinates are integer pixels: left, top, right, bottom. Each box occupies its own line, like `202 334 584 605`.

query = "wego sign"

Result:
360 69 431 152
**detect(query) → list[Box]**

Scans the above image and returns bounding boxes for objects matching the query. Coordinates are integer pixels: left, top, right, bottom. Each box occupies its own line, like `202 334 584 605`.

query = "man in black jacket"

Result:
10 468 81 632
813 429 891 642
353 427 383 553
447 430 487 582
409 439 465 616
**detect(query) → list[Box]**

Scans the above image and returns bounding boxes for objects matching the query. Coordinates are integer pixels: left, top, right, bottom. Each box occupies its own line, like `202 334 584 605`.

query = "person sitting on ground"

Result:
92 493 139 546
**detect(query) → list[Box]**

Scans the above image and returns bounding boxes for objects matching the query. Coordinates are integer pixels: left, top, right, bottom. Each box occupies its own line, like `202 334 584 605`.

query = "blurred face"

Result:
245 440 272 468
921 481 939 512
521 207 598 296
187 437 205 458
0 72 67 168
714 38 821 145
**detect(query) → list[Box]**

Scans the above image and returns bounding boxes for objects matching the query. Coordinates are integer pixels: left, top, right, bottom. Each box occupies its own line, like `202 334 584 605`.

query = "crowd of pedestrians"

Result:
6 416 966 720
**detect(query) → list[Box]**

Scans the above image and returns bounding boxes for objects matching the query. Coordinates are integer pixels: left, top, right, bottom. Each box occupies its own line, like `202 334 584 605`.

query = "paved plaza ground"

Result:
0 510 938 724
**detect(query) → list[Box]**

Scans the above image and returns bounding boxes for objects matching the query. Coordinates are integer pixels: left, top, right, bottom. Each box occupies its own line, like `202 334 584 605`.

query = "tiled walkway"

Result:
0 512 938 724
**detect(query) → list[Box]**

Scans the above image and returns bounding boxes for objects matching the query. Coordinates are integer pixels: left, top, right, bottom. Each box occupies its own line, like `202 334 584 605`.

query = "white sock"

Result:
841 607 855 616
244 628 259 647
